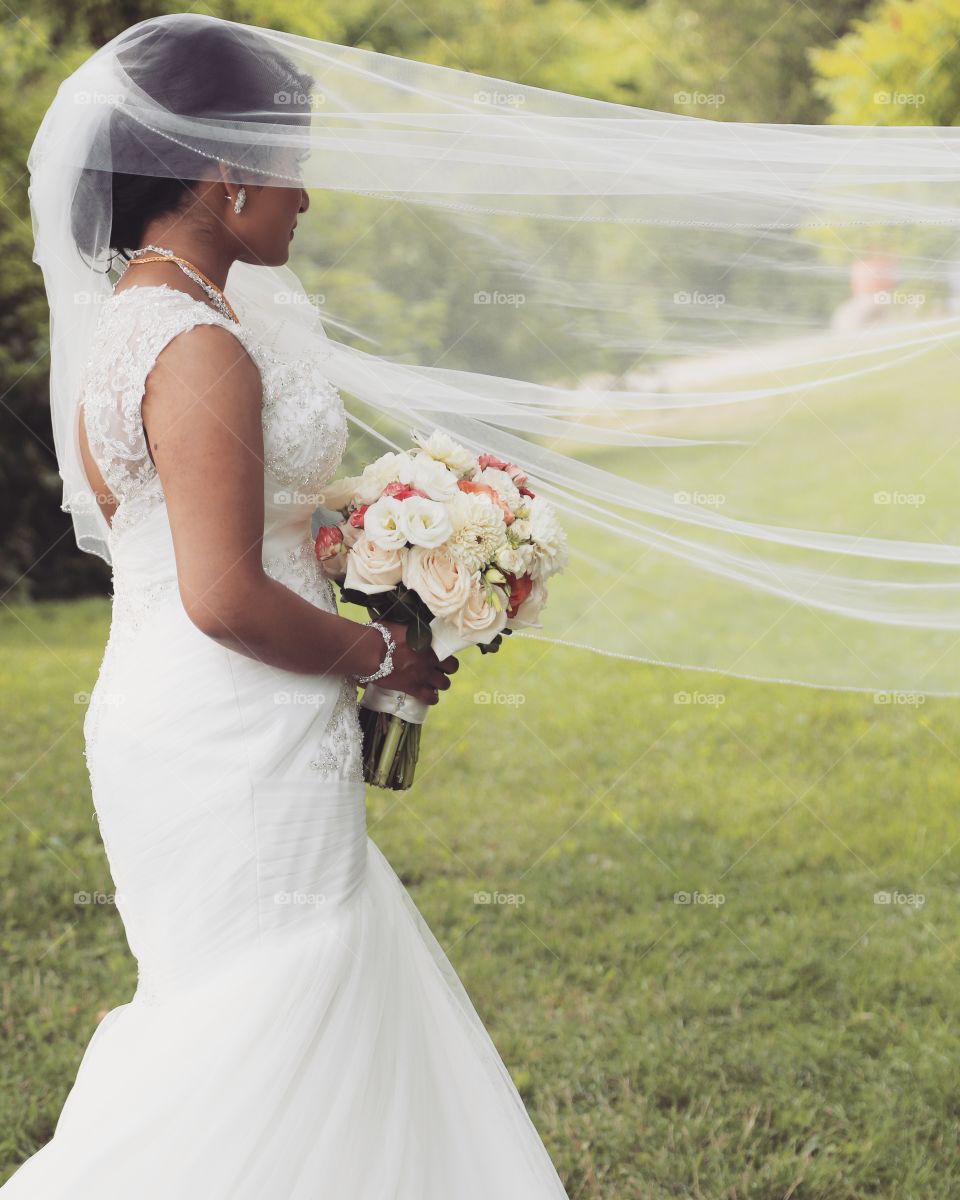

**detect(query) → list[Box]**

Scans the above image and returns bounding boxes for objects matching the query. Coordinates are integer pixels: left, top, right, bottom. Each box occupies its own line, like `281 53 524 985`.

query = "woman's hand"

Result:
372 619 459 706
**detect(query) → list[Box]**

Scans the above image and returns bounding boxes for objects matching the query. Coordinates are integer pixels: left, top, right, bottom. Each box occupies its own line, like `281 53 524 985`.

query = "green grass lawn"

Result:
2 596 960 1199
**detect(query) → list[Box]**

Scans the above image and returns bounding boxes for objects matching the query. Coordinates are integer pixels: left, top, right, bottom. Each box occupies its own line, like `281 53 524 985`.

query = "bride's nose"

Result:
299 189 310 213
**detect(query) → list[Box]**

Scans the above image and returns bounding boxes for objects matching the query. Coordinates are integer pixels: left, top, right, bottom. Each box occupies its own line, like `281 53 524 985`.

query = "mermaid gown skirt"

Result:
0 285 568 1198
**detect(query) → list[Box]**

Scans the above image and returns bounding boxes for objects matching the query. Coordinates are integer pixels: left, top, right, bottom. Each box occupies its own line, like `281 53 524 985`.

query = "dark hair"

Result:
72 16 314 267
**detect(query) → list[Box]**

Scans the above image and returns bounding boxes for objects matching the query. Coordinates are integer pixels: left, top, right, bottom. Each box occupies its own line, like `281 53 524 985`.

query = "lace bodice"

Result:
80 283 348 536
78 283 362 786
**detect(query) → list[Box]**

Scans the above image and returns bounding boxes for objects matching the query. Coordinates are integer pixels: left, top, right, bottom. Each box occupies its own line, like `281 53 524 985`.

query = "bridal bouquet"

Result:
314 430 568 789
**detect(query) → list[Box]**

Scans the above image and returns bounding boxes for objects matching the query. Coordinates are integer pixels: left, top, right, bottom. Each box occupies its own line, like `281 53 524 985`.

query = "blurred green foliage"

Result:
0 0 947 600
812 0 960 125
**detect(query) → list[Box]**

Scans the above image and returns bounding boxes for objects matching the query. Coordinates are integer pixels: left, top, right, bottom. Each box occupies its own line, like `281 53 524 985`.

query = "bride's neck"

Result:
128 236 234 293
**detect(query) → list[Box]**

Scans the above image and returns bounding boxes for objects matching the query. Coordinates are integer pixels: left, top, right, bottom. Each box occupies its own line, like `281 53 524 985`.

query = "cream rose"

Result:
454 575 508 637
344 533 406 595
318 474 362 511
402 546 473 617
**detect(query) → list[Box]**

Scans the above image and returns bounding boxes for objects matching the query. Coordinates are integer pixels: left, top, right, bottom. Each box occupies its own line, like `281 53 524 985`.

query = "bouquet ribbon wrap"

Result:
358 685 430 725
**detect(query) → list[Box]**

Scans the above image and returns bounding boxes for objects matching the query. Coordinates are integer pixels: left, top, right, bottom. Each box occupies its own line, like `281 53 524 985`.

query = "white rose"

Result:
398 453 460 501
356 452 414 504
506 577 548 629
509 517 531 540
318 474 361 511
344 533 406 595
402 546 473 617
495 541 536 576
363 495 408 550
399 496 454 548
410 429 479 475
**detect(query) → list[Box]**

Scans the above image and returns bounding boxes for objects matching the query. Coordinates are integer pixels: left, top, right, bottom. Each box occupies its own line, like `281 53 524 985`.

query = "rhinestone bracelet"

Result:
355 621 396 686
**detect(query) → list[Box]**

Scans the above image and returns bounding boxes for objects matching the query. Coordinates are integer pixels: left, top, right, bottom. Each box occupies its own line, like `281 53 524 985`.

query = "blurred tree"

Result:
811 0 960 125
2 0 908 599
0 14 113 600
615 0 874 122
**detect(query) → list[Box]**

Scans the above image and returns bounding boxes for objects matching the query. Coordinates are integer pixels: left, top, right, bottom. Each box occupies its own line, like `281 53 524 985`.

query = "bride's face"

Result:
227 149 310 268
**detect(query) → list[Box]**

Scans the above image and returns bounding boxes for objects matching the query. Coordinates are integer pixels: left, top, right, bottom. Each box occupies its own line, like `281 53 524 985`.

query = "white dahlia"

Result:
527 494 568 580
445 492 509 572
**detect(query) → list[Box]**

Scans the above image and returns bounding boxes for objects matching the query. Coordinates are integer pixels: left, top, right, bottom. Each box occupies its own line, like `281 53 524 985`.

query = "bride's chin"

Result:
239 247 291 268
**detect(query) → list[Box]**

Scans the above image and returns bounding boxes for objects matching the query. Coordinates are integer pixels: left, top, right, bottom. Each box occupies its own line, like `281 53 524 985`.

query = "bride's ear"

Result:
213 160 234 206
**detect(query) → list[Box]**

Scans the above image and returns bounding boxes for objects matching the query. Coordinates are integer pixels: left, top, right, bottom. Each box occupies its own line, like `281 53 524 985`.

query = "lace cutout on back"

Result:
79 283 349 540
80 286 248 509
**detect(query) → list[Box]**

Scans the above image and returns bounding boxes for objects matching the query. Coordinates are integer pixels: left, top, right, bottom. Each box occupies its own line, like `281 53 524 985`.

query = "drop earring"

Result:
230 186 246 215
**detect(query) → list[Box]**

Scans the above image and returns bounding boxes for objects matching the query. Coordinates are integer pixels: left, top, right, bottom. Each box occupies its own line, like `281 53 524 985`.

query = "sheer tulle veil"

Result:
26 11 960 694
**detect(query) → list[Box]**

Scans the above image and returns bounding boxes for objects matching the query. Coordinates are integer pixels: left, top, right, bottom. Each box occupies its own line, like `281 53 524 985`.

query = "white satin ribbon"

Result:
358 684 431 725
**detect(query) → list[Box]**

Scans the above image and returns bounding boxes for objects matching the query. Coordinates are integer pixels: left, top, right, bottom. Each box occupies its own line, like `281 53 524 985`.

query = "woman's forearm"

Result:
183 573 388 679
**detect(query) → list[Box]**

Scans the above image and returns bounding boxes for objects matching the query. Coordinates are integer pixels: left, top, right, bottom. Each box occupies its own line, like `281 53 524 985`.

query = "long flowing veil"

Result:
27 11 960 694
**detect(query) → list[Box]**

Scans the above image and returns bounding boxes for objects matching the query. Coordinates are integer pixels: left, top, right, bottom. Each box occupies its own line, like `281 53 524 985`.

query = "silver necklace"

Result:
126 244 237 323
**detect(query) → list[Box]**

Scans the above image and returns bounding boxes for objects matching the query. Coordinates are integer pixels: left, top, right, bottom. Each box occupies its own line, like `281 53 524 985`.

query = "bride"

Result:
5 14 571 1199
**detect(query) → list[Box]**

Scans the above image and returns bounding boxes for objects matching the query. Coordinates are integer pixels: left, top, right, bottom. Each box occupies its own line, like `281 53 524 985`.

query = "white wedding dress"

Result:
1 283 569 1199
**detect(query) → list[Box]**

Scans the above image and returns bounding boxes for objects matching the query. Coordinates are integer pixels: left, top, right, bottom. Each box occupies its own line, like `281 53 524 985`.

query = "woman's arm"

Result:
141 322 453 704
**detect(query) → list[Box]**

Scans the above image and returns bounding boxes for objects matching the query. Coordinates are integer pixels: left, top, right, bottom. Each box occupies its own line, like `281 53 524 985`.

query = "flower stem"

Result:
373 713 407 788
